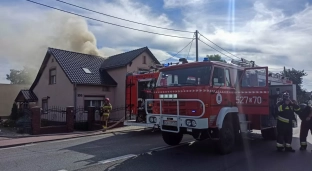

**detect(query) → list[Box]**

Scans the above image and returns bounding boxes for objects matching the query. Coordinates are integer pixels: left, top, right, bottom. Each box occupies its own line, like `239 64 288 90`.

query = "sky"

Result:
0 0 312 91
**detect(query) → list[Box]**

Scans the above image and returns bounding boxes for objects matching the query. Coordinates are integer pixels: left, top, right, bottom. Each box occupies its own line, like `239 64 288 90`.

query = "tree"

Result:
6 66 37 84
206 54 226 63
281 67 309 102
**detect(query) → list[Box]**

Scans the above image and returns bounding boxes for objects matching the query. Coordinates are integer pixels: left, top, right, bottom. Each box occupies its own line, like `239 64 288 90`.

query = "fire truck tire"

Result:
217 116 235 155
261 127 277 140
232 114 242 145
162 131 183 146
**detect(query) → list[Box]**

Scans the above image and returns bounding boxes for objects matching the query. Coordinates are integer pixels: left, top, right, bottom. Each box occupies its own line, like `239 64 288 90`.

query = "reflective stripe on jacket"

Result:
277 103 300 124
102 103 112 115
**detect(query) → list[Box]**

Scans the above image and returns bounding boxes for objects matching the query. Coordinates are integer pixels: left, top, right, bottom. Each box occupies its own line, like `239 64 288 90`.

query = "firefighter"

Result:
101 98 112 131
276 92 300 152
299 100 312 151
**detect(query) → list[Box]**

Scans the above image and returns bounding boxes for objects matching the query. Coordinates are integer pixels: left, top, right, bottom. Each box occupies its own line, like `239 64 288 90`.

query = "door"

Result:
236 67 269 115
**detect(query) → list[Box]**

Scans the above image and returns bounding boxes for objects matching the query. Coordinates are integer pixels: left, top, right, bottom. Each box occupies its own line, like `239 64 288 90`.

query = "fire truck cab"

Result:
145 58 296 154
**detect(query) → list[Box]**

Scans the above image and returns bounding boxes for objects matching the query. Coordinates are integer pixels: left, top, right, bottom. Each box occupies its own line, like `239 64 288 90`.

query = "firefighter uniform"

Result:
299 101 312 150
101 98 112 131
276 93 300 152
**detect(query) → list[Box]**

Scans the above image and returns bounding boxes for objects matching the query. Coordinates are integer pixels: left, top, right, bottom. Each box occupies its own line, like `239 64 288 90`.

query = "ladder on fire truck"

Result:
231 58 292 85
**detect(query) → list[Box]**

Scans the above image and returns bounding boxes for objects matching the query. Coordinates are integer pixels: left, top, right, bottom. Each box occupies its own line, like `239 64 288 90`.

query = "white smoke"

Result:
0 9 104 70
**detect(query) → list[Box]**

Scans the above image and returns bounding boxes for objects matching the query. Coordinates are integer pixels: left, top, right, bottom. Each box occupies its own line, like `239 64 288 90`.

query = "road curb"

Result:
0 127 147 149
0 122 125 139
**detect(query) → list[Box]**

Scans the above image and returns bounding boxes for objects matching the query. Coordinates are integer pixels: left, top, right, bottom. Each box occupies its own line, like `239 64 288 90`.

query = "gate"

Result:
16 108 32 134
74 107 88 131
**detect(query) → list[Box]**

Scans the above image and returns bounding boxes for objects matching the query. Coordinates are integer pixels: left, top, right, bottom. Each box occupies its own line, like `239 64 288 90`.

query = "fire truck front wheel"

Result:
162 131 183 146
217 116 235 155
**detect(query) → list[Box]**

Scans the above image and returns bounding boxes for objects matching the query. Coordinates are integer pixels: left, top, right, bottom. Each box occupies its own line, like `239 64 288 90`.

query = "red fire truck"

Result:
145 57 297 154
123 70 160 127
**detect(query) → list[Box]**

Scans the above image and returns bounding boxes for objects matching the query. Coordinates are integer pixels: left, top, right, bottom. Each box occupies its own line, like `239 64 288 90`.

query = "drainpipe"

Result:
74 83 77 109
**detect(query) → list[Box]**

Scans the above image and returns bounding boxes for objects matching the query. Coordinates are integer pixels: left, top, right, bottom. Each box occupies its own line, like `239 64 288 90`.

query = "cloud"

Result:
163 0 205 8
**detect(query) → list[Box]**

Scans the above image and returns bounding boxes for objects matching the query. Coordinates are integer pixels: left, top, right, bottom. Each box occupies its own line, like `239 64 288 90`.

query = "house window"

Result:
84 100 104 111
49 69 56 84
143 56 146 64
212 67 225 86
102 86 110 92
51 58 54 62
42 99 48 113
225 69 231 87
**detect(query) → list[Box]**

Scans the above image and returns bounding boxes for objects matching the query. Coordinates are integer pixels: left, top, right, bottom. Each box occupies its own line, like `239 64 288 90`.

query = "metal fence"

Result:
41 106 67 127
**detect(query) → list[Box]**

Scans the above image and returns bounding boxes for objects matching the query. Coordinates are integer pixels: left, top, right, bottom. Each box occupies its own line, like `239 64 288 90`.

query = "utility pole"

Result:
195 30 198 62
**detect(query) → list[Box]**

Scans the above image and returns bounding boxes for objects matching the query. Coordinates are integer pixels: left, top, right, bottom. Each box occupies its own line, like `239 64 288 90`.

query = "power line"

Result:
159 38 195 62
186 33 195 60
198 32 240 59
54 0 193 33
198 38 235 60
26 0 194 39
186 39 194 60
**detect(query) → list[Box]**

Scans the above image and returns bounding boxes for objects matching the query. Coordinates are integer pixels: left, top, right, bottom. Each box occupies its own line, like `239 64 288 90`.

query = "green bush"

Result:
2 119 16 127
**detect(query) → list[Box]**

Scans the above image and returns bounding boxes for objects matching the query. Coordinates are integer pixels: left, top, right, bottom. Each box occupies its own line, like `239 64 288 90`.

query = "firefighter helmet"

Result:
105 98 110 102
282 92 290 100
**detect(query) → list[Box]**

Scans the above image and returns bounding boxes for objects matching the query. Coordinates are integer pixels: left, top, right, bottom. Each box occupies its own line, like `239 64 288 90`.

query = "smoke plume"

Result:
0 9 104 69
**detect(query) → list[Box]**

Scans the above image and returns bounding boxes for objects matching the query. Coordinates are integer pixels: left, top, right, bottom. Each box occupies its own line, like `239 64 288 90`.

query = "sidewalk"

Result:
0 126 147 148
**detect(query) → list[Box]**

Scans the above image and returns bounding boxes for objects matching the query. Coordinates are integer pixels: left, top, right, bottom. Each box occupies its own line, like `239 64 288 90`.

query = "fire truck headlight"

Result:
173 94 177 98
164 94 169 98
149 116 157 123
149 117 154 123
191 120 197 127
186 120 192 126
186 119 196 127
159 94 164 98
168 94 173 98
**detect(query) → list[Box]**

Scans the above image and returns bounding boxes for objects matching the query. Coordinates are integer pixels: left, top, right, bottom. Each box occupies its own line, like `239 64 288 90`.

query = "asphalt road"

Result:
0 127 311 171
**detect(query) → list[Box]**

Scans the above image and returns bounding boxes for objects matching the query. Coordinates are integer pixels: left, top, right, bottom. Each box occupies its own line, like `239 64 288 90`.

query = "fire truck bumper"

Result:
147 114 208 132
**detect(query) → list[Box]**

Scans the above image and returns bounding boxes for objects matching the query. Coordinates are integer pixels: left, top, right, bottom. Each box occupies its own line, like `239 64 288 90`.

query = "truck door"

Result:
236 67 269 115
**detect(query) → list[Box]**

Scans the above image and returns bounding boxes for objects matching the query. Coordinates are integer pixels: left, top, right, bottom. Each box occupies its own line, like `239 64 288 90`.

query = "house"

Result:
0 84 30 119
15 47 160 120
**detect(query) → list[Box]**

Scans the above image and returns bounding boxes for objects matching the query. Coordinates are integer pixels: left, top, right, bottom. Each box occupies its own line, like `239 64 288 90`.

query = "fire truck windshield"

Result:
156 66 211 87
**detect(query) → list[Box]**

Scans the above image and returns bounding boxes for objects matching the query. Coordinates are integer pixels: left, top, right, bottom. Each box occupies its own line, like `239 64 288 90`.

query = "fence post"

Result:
66 106 74 132
88 106 95 131
31 106 41 135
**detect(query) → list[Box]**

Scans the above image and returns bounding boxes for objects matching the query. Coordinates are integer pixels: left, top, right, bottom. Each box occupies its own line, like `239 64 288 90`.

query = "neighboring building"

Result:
0 84 30 118
15 47 160 120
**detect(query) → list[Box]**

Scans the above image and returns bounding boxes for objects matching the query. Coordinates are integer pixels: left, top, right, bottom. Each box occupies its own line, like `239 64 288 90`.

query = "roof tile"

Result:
48 48 117 86
100 47 160 69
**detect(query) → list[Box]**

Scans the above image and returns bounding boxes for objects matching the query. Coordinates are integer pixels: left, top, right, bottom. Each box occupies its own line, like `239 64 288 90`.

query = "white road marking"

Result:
98 154 137 164
150 141 194 152
58 170 67 171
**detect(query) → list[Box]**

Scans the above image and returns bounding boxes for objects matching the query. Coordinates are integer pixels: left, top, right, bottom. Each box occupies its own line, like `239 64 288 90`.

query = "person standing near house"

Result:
101 98 112 131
